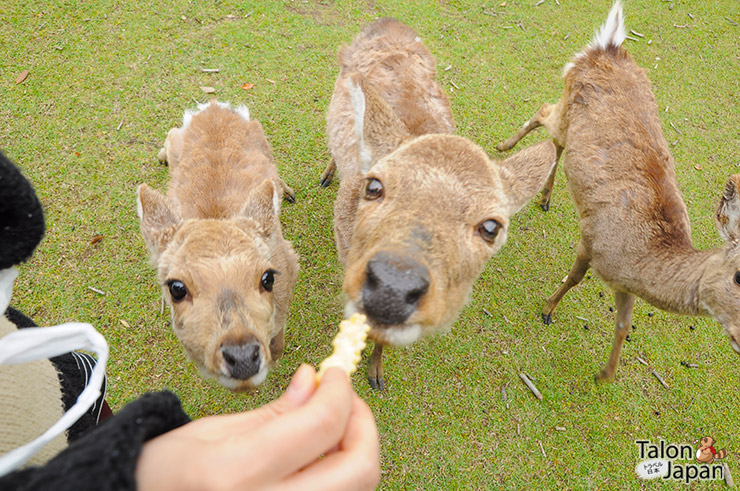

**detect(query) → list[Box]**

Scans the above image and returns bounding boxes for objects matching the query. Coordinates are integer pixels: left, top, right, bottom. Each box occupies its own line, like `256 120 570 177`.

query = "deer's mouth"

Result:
344 299 423 346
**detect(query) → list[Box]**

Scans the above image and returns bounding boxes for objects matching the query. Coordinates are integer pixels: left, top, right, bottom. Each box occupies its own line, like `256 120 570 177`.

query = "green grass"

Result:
3 0 740 488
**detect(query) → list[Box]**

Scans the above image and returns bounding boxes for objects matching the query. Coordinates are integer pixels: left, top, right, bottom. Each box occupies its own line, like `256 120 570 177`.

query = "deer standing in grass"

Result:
137 101 299 391
324 18 557 389
498 2 740 381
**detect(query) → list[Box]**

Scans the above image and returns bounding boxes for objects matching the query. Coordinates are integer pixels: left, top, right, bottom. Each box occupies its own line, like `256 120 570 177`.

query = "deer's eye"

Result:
734 271 740 286
167 280 188 302
261 270 277 292
477 219 502 243
364 178 383 201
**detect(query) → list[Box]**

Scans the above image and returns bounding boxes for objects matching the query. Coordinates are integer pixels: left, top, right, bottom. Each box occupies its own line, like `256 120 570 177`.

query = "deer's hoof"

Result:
319 177 333 188
594 369 613 384
157 148 168 165
541 313 553 325
540 202 550 212
284 191 296 204
368 376 385 391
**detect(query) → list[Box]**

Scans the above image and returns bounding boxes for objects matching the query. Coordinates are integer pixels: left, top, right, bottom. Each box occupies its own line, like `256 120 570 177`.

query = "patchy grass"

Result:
3 0 739 488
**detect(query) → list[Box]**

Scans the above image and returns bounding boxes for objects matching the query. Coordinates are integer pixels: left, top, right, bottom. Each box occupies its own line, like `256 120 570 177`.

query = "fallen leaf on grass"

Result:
694 164 703 170
90 234 104 245
499 1 506 6
200 86 216 94
241 82 255 90
120 319 131 328
16 70 29 84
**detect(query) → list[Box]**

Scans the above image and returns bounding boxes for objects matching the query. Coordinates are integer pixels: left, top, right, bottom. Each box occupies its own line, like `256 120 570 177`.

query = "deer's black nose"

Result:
362 251 430 325
221 340 262 380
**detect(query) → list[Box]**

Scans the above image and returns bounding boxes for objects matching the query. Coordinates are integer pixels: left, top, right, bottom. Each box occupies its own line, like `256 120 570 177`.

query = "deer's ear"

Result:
239 179 281 238
347 73 410 174
715 174 740 242
137 184 181 260
497 140 558 215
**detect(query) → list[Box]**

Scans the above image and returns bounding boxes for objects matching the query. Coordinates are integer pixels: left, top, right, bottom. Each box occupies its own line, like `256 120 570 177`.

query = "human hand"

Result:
135 364 380 491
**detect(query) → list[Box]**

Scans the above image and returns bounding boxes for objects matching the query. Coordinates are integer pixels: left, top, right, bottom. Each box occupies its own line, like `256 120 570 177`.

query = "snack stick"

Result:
317 313 370 380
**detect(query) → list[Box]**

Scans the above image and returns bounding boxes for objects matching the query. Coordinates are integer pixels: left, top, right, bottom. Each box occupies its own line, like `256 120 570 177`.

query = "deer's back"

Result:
170 105 278 220
561 47 694 279
327 18 454 180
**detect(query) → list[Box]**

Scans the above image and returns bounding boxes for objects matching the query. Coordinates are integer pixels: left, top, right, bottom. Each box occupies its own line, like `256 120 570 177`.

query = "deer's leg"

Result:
542 247 590 324
497 103 555 152
277 177 296 203
269 328 285 361
367 342 385 391
595 291 636 383
320 157 337 188
539 144 564 212
158 127 183 168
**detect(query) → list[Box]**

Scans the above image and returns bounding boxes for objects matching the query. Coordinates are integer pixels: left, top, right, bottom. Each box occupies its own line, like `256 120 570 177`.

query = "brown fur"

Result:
326 18 557 389
498 4 740 382
137 101 298 391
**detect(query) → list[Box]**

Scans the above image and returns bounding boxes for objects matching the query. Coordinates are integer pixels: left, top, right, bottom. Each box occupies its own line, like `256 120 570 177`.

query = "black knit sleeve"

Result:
0 391 191 491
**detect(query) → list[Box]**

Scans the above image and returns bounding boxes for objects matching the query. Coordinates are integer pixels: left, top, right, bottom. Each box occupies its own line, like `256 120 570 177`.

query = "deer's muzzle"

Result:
361 250 430 326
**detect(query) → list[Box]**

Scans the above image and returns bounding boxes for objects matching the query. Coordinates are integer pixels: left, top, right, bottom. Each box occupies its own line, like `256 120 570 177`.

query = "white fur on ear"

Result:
348 78 372 173
272 183 281 216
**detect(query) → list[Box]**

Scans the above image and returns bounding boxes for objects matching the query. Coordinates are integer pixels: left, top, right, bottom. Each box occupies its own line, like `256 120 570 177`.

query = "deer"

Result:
137 101 299 391
497 1 740 381
324 18 558 389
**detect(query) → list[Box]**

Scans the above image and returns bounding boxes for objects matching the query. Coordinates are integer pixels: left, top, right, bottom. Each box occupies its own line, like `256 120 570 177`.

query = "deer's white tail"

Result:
591 1 626 50
563 1 626 77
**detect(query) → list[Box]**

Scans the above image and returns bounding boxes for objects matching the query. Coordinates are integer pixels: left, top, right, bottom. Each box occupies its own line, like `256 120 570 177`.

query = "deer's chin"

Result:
343 299 423 347
197 364 269 392
370 323 422 347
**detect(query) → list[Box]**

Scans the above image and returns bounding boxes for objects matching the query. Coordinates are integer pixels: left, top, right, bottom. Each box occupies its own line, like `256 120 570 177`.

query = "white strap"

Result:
0 268 18 313
0 267 109 475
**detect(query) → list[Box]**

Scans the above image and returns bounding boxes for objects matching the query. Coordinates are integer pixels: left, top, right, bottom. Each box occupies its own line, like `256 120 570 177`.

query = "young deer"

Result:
137 101 299 391
498 2 740 381
325 18 557 389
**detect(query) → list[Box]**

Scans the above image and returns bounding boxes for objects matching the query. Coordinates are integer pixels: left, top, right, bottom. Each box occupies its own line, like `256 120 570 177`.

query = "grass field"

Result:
3 0 740 488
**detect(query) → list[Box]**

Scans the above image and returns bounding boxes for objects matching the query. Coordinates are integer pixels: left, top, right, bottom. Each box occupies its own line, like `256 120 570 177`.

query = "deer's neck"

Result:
633 245 716 316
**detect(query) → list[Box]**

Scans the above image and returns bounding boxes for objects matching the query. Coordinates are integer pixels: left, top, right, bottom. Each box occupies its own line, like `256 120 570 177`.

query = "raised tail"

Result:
563 1 626 77
591 1 626 50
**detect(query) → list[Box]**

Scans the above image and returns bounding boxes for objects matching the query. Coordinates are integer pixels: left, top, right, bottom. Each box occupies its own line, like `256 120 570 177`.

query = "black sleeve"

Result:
0 391 191 491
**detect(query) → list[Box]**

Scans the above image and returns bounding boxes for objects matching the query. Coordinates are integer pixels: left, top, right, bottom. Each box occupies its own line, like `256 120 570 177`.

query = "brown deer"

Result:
137 101 299 391
325 18 557 389
497 1 740 381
